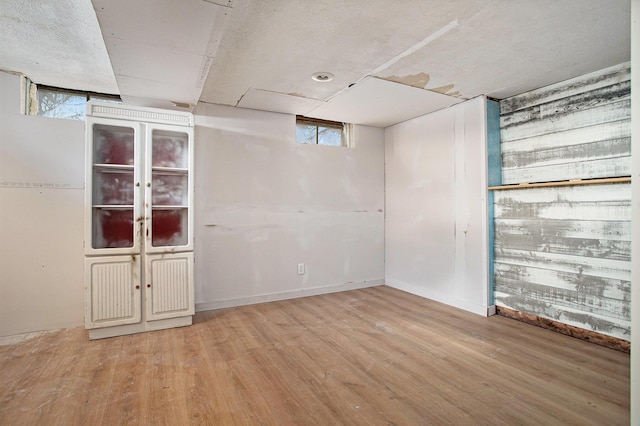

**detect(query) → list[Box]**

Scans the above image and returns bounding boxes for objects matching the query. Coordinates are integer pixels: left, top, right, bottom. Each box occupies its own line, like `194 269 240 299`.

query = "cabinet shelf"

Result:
94 164 135 171
151 205 188 210
93 205 135 209
151 167 188 175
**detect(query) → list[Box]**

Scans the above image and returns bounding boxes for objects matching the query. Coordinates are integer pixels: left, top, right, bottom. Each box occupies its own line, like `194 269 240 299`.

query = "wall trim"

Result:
196 279 384 312
496 306 630 353
385 279 491 317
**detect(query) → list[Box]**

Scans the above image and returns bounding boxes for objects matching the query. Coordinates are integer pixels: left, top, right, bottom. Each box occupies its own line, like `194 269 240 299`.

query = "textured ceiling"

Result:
0 0 631 127
202 0 630 111
0 0 117 94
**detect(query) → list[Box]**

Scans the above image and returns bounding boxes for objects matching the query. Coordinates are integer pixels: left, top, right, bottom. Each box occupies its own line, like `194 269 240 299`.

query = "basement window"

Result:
296 116 351 147
25 79 121 120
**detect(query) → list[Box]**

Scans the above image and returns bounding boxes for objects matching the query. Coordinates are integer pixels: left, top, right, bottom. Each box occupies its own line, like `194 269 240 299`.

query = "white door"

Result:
85 255 141 328
144 123 194 254
145 252 195 321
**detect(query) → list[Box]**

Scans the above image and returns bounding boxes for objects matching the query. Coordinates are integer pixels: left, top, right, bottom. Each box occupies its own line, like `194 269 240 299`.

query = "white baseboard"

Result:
385 279 492 317
487 304 496 316
195 279 384 312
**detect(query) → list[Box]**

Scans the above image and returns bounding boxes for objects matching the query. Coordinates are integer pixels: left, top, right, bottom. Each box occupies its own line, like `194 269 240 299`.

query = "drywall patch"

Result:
431 84 456 95
379 72 430 89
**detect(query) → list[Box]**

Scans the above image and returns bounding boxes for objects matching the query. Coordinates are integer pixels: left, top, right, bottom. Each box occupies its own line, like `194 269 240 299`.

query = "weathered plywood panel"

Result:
495 290 631 340
501 98 630 146
493 183 631 340
500 63 630 185
494 220 630 261
500 80 630 132
494 180 631 222
502 157 631 184
502 136 630 170
501 119 631 155
495 275 629 320
500 63 630 114
495 248 630 282
494 64 631 341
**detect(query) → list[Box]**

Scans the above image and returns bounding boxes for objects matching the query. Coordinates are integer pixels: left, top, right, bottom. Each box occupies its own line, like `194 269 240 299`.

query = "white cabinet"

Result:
84 102 194 339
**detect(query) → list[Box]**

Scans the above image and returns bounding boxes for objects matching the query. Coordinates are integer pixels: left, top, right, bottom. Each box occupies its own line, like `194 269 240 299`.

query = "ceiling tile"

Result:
92 0 232 108
237 89 324 116
306 77 463 128
116 75 202 107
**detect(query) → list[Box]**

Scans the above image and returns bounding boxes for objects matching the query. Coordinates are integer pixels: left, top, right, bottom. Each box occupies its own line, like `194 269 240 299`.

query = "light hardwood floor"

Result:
0 286 629 425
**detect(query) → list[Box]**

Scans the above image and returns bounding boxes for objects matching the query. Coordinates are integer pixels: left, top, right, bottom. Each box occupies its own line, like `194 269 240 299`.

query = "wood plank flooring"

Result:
0 286 630 425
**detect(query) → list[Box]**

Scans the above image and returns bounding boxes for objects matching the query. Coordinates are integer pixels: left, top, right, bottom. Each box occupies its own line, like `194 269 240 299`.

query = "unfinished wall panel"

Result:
192 104 385 311
494 63 632 341
0 72 86 337
500 63 630 184
385 97 490 315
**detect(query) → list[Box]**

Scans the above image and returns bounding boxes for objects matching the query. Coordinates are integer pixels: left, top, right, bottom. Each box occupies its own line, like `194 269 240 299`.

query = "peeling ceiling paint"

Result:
379 73 431 90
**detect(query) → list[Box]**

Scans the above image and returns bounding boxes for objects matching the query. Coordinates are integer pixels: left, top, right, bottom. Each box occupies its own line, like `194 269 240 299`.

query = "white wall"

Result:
193 103 385 309
384 97 490 315
0 71 85 337
630 0 639 422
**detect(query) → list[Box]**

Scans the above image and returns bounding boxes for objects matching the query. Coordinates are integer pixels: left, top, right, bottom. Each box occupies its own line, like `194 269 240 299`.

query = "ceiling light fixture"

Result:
311 72 334 82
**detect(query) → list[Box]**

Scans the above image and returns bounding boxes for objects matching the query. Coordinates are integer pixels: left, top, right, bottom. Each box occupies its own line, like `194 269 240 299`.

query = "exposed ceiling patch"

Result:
380 72 431 89
430 84 456 95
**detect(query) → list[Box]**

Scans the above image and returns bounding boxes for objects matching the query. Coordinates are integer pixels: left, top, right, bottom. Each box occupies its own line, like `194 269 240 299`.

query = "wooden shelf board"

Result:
488 176 631 190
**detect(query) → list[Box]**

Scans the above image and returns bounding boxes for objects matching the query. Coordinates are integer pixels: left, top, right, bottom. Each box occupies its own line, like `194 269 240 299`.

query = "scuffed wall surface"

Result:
495 63 631 340
384 97 489 315
0 72 85 337
193 104 384 309
494 184 631 339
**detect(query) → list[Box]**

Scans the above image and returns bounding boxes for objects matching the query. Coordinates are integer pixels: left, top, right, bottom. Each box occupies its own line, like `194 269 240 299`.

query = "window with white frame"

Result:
295 116 351 147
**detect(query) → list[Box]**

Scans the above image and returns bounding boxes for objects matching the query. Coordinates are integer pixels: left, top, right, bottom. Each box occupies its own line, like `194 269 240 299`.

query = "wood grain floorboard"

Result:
0 286 630 425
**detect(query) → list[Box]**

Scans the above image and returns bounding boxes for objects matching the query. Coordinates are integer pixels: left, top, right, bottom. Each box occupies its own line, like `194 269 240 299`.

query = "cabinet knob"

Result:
147 284 151 288
135 182 140 187
135 285 140 289
147 183 151 187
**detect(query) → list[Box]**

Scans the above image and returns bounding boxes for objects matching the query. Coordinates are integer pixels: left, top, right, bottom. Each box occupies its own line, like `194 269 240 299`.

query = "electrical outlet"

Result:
297 263 305 275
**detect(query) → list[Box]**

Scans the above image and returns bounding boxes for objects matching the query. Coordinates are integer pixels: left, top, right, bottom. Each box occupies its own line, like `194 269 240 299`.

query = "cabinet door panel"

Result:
145 252 194 321
145 124 194 253
85 118 142 255
85 255 141 329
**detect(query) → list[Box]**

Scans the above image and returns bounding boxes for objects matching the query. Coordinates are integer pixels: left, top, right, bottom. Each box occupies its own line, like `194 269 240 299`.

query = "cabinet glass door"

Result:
87 121 141 253
146 127 192 251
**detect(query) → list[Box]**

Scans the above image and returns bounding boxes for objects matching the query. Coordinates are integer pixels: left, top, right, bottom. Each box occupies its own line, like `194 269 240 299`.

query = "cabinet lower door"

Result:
145 252 194 321
85 255 141 329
